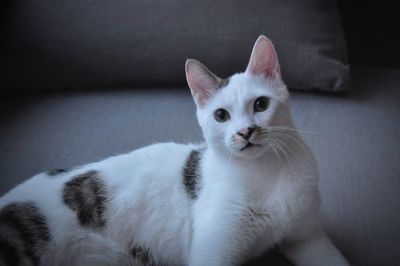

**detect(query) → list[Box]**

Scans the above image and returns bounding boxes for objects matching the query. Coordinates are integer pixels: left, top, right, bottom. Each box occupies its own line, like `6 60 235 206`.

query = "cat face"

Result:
186 36 289 159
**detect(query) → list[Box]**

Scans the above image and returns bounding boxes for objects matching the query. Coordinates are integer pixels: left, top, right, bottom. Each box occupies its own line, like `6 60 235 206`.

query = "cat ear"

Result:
185 59 221 106
246 35 280 78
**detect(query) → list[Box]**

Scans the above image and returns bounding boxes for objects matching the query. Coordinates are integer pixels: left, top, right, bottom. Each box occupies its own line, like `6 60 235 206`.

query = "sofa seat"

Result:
0 65 399 266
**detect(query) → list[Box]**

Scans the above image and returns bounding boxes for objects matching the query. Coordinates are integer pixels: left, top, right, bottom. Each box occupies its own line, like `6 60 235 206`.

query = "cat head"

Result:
185 36 290 159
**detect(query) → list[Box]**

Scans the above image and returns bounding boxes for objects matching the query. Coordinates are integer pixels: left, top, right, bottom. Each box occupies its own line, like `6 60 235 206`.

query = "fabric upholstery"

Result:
0 0 349 93
0 65 399 265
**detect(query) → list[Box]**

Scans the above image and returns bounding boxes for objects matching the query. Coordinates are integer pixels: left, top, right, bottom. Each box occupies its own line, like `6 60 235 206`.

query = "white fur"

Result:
0 36 348 266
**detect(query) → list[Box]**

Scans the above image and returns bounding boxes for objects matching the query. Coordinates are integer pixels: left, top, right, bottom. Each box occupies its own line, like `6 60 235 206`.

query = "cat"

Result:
0 36 349 266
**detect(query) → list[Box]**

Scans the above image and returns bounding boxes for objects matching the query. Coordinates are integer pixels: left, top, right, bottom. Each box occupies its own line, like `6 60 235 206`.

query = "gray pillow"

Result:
0 0 349 93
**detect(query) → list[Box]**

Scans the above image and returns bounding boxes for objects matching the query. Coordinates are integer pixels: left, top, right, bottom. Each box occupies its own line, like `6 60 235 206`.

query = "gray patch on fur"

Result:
47 168 69 176
243 207 270 223
218 77 229 89
183 149 203 199
131 246 160 266
0 202 51 266
131 246 150 265
240 207 271 236
62 170 107 228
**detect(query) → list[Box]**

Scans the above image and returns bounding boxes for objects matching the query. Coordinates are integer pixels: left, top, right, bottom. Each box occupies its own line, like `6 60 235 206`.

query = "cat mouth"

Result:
240 142 260 151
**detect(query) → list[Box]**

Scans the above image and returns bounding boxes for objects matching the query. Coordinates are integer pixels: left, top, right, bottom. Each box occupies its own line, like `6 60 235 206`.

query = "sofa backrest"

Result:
0 0 349 93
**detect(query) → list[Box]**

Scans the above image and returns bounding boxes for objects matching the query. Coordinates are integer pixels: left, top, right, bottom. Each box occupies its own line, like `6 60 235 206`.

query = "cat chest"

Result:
242 204 291 238
242 191 300 253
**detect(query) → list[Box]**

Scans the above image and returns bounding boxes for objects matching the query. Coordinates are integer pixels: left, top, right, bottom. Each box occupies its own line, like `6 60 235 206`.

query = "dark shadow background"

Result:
338 0 400 67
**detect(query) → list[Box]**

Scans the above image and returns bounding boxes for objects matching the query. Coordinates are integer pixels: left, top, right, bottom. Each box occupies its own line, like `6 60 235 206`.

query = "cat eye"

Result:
214 108 230 123
254 97 269 112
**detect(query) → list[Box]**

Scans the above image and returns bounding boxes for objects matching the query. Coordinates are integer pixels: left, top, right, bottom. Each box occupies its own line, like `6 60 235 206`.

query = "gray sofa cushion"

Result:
0 0 349 93
0 65 399 265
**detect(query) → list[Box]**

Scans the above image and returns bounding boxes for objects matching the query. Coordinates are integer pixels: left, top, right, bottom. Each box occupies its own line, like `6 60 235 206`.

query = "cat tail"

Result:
41 231 143 266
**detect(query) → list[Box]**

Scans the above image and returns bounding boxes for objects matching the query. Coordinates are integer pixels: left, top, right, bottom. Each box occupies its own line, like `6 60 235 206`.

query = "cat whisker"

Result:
268 126 318 135
270 132 309 155
269 138 294 174
272 134 317 173
269 141 282 164
256 130 270 138
226 150 234 162
272 137 294 157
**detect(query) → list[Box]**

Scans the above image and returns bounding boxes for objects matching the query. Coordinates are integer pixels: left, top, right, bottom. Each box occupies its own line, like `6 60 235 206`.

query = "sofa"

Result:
0 1 399 265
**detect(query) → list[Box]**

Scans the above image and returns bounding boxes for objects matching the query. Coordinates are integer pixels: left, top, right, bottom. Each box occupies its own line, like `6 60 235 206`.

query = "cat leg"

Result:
41 231 140 266
188 220 241 266
281 228 349 266
188 202 253 266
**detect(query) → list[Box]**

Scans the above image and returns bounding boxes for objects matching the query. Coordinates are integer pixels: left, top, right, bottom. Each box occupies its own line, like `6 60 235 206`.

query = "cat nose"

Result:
237 127 256 140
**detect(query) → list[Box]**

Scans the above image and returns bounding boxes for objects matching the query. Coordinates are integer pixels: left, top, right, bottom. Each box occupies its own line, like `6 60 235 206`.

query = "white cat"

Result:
0 36 349 266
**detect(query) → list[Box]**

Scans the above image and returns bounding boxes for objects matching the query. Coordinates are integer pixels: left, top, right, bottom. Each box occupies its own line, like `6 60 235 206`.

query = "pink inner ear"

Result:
187 71 211 104
186 59 219 106
247 36 280 77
